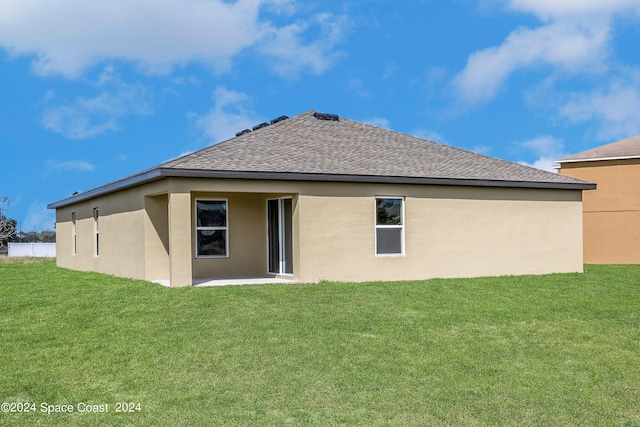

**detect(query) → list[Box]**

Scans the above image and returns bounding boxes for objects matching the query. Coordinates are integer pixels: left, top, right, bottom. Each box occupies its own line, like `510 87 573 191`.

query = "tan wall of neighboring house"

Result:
55 177 585 285
560 159 640 264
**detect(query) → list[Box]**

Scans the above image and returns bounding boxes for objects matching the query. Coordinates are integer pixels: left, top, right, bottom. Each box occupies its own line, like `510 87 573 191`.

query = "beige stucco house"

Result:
558 135 640 264
48 111 594 287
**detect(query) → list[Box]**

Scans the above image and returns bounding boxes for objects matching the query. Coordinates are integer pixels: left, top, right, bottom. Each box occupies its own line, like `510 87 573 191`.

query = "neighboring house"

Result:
557 135 640 264
48 111 593 287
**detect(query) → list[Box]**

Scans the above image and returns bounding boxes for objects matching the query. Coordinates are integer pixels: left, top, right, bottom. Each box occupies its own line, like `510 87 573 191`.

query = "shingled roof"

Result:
49 110 593 209
558 134 640 163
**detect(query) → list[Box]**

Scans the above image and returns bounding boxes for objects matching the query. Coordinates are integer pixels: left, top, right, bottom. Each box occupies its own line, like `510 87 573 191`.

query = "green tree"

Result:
40 229 56 243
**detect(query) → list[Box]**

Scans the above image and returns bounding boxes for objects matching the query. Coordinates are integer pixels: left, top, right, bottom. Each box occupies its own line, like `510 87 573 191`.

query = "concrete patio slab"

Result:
151 278 297 287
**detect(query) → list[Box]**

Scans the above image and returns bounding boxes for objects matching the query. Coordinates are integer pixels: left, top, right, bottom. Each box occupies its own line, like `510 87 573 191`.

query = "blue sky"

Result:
1 0 639 232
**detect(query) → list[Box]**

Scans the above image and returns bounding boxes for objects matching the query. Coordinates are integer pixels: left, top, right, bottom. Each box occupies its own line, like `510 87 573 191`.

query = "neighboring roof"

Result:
49 111 594 209
558 135 640 163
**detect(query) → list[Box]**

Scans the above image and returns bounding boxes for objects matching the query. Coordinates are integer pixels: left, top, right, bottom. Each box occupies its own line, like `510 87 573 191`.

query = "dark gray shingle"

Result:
49 110 594 209
159 110 586 185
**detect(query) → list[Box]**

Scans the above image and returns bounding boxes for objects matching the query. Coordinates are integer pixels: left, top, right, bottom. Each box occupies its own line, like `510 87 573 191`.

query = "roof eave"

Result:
166 169 595 189
47 169 165 210
47 168 595 209
558 154 640 164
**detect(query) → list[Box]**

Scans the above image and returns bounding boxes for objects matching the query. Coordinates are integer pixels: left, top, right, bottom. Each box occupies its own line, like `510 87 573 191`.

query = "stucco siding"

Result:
144 194 170 281
56 181 169 280
296 184 583 283
583 211 640 264
55 177 584 285
55 197 146 279
561 159 640 264
191 192 271 280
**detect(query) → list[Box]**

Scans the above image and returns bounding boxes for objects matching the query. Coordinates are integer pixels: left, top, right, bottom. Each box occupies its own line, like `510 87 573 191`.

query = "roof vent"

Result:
252 122 270 131
313 112 339 121
270 115 289 124
235 129 251 137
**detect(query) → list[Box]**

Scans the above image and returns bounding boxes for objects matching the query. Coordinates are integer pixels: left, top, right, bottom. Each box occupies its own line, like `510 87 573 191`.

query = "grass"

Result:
1 257 639 426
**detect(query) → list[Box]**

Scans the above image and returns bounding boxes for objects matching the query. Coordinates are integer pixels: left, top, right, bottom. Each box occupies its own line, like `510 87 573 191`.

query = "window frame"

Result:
194 198 229 259
374 196 405 257
93 208 99 257
72 212 77 255
266 197 294 276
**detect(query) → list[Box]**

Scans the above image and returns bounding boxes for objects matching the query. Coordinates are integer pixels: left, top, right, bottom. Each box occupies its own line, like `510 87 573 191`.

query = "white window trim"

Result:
93 208 99 257
195 198 229 259
374 196 405 257
266 197 294 276
72 212 77 255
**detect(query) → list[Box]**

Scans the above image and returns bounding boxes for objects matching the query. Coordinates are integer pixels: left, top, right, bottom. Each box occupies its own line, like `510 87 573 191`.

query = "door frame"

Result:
266 197 293 276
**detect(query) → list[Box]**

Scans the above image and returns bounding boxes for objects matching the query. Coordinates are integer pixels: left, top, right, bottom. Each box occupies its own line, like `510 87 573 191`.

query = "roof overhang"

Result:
47 168 596 209
557 155 640 164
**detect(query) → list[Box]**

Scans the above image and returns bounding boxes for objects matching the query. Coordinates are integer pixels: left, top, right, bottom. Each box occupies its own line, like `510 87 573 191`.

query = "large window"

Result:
196 200 228 257
375 197 404 255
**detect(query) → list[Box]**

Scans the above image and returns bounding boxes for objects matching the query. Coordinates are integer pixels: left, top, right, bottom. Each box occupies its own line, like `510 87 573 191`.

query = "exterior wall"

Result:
560 159 640 264
190 191 274 280
55 180 169 280
55 177 584 285
144 194 169 281
296 184 583 282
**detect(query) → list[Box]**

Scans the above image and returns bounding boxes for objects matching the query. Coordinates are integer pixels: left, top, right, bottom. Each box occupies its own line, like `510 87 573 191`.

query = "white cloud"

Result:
452 0 640 106
46 159 96 172
259 13 350 77
453 22 609 104
194 86 263 143
362 117 390 129
470 145 491 155
0 0 348 78
347 79 373 99
41 68 153 139
411 129 446 143
508 0 640 19
516 135 565 172
383 62 398 79
559 71 640 141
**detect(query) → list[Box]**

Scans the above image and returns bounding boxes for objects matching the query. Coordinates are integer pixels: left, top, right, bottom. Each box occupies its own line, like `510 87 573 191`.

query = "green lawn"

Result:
1 258 639 426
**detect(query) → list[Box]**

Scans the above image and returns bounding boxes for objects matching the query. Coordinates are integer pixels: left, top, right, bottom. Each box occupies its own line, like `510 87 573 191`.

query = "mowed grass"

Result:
1 258 639 426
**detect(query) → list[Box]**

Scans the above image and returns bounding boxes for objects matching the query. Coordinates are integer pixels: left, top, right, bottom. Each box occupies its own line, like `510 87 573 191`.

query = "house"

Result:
557 135 640 264
48 111 594 287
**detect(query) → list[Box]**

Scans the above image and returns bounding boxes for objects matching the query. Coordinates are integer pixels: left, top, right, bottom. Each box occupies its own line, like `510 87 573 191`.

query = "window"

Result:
375 197 404 255
72 212 77 255
93 208 99 256
196 200 228 257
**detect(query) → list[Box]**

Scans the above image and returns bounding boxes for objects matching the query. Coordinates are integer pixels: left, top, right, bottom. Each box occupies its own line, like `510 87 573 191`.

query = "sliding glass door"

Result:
267 198 293 275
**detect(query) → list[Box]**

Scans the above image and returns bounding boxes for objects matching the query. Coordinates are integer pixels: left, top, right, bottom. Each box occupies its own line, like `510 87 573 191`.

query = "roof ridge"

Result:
159 110 314 169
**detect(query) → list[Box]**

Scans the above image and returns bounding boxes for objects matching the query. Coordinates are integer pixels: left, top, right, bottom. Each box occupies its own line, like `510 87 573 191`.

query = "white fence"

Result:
8 243 56 258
